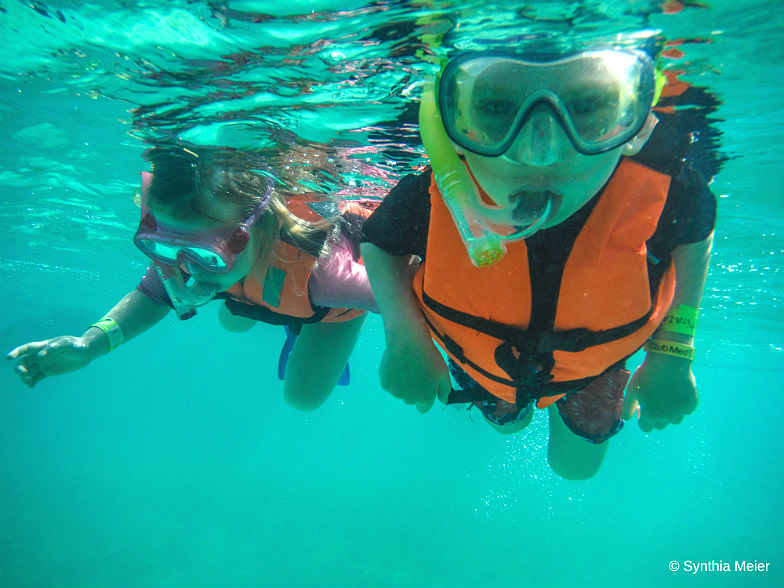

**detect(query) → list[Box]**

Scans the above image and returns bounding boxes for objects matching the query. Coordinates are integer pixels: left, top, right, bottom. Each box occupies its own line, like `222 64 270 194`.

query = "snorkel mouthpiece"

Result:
419 81 505 267
154 261 217 320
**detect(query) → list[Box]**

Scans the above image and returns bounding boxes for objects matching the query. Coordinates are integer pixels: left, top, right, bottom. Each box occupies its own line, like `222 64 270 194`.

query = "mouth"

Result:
475 189 559 240
508 189 560 228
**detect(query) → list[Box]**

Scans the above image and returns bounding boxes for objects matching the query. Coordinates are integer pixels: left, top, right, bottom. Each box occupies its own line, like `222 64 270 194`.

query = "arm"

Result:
361 243 451 412
623 231 713 430
7 289 170 388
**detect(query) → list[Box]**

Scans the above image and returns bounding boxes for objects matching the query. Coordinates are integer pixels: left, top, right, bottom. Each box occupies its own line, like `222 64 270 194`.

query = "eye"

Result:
475 98 517 117
227 226 249 254
569 91 619 116
570 97 600 115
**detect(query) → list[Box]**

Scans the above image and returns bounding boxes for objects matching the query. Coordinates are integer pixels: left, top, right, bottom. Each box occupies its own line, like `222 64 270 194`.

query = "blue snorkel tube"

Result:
419 81 506 267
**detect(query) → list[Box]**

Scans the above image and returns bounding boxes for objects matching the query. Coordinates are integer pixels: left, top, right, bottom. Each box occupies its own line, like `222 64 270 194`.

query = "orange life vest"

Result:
225 197 378 324
413 158 677 407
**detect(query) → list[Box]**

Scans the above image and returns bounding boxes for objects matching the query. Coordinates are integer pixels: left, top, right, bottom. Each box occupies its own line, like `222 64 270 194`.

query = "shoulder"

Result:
370 168 432 211
668 161 717 243
641 158 717 250
391 168 432 198
360 169 432 257
629 126 717 217
366 168 432 221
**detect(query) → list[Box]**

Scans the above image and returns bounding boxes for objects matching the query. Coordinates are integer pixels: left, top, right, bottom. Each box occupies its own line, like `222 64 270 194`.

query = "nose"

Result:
504 103 572 166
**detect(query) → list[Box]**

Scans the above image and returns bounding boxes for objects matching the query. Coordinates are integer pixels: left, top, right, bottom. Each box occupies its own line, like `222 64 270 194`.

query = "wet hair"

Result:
143 146 333 255
144 147 199 210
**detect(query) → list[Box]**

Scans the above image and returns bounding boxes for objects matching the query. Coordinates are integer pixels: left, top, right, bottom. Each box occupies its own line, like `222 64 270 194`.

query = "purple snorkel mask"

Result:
133 170 273 319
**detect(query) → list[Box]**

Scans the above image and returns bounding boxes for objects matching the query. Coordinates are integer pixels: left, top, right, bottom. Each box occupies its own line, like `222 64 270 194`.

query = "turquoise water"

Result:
1 1 783 587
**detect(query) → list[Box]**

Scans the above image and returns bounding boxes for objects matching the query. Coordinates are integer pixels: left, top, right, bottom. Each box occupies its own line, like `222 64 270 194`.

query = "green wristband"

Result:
90 317 124 351
660 304 699 336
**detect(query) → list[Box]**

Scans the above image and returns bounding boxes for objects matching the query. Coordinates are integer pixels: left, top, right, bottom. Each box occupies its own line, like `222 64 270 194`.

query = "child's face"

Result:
145 194 265 293
462 109 627 230
439 48 656 233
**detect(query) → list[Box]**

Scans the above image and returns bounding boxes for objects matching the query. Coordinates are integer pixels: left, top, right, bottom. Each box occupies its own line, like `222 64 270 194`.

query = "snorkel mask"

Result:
421 47 657 266
134 171 272 319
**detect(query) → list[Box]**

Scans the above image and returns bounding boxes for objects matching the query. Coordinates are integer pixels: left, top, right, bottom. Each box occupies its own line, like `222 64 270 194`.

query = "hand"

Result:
6 336 99 388
379 333 451 413
622 353 698 432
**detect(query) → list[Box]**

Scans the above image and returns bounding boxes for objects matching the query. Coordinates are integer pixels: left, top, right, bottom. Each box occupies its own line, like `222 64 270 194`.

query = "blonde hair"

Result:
147 147 334 256
200 150 335 255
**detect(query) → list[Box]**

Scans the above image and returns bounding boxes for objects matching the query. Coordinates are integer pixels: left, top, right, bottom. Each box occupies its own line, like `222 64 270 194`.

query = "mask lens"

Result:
466 59 522 146
136 237 229 271
440 55 514 155
142 240 181 264
439 50 653 155
178 246 228 270
560 51 648 145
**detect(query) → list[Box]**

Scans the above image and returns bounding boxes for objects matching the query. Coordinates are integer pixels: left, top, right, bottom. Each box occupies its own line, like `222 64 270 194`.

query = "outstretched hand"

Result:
6 336 99 388
622 353 698 432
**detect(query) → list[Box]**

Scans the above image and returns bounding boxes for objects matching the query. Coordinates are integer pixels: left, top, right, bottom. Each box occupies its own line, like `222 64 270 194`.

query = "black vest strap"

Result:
421 298 617 404
420 287 653 354
218 294 329 327
420 285 654 407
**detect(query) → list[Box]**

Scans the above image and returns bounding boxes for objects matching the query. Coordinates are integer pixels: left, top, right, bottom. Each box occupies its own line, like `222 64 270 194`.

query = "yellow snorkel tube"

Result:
419 80 506 267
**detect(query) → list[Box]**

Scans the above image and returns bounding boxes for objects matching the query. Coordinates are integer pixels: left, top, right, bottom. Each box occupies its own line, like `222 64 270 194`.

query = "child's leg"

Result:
547 405 609 480
283 314 366 411
545 366 628 479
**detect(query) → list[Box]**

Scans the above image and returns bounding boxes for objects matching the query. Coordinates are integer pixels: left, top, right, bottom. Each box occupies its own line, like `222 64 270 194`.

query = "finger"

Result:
385 384 404 399
638 411 655 433
436 374 452 405
15 363 39 388
621 396 639 420
379 370 401 397
683 399 698 416
621 383 640 419
14 354 40 373
6 342 45 360
640 410 669 432
416 394 435 414
17 358 36 373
